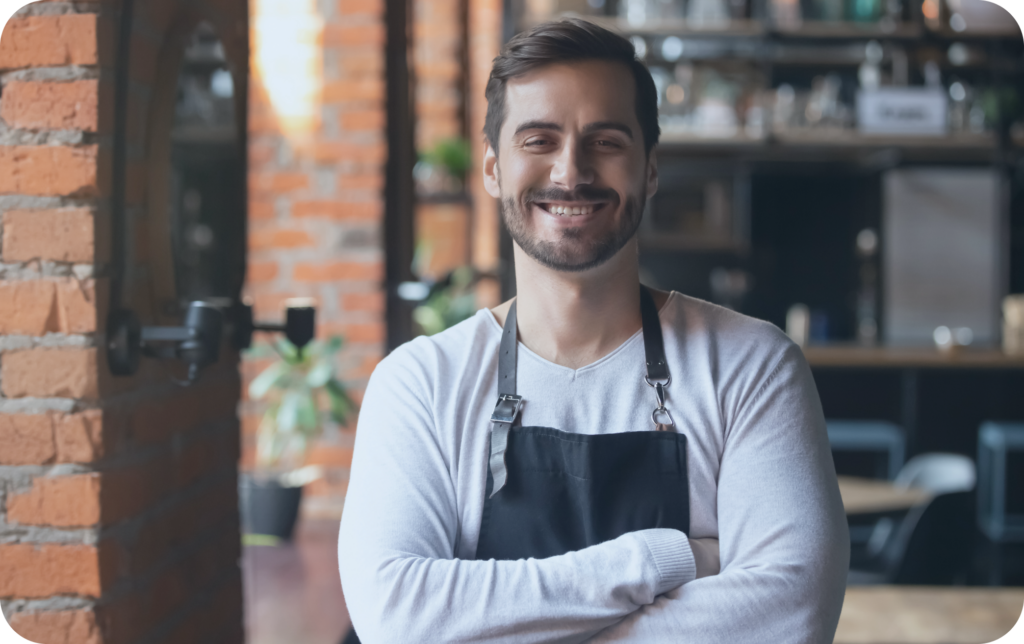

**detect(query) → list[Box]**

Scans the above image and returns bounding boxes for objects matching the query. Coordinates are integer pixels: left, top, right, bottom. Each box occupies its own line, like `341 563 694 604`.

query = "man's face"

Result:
483 59 658 273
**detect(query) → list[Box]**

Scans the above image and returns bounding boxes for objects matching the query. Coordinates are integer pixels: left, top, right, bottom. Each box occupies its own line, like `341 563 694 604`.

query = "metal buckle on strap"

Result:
490 394 524 424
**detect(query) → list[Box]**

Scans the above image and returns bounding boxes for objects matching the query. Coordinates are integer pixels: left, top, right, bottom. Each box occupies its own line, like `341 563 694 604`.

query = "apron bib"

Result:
475 286 690 561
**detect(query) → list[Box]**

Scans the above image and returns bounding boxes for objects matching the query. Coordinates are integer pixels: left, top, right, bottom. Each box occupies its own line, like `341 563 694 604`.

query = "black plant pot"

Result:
239 473 304 540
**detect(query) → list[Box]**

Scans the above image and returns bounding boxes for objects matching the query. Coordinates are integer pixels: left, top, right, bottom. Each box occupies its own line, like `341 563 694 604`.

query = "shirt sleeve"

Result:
338 345 699 644
587 343 850 643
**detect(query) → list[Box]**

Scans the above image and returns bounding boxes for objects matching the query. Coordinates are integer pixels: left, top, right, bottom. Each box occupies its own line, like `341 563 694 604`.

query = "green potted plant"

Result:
412 266 482 336
414 136 472 196
240 336 356 541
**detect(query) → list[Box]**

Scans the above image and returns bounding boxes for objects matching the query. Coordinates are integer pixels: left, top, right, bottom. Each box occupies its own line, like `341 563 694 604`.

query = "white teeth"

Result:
546 204 595 216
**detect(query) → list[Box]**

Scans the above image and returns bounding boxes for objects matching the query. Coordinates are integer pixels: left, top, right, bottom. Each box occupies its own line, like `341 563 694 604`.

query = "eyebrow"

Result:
511 120 635 139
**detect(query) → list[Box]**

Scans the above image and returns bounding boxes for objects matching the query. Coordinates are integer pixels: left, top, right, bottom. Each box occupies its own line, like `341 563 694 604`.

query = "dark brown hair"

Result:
484 18 660 155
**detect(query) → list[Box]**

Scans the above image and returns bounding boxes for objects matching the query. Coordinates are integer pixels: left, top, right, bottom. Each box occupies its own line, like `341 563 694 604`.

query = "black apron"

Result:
475 286 689 561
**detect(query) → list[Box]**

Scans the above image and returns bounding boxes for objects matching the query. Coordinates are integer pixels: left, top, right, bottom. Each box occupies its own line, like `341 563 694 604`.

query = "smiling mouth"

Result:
534 202 609 216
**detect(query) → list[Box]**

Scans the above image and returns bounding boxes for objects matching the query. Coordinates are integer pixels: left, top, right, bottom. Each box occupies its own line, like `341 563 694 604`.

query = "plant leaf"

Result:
296 390 319 434
306 359 333 388
276 391 302 434
249 361 290 400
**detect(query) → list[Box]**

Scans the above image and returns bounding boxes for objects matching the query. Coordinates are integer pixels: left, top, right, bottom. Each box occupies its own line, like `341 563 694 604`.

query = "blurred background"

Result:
0 0 1023 642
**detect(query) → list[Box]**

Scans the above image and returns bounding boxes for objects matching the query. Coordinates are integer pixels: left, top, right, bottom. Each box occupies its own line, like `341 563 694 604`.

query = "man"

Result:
339 18 848 642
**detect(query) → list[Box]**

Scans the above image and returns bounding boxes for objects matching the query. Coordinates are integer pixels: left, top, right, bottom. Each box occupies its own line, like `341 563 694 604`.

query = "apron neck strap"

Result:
640 285 670 384
500 286 669 390
499 299 518 396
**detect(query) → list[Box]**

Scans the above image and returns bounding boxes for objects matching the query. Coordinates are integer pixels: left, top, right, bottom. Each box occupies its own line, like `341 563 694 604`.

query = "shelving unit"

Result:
501 1 1024 467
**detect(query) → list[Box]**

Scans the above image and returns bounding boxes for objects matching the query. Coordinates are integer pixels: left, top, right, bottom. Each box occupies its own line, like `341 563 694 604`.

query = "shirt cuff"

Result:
638 528 696 595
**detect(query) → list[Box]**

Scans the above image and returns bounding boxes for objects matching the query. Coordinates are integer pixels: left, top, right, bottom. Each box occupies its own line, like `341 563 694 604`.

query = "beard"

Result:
500 185 645 273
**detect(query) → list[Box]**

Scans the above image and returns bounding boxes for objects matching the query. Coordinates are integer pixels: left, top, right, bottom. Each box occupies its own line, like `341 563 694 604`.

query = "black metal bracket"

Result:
107 298 316 384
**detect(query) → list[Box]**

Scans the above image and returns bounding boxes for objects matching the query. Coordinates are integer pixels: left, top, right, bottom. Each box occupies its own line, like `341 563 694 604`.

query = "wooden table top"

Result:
803 346 1024 370
835 586 1024 644
838 476 933 515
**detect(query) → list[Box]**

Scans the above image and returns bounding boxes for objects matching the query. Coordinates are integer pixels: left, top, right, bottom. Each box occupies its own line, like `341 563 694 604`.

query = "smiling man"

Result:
339 19 849 643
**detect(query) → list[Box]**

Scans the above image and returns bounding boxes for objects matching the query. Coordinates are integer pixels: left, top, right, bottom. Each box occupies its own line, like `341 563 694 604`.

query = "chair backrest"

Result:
882 491 975 585
893 452 976 494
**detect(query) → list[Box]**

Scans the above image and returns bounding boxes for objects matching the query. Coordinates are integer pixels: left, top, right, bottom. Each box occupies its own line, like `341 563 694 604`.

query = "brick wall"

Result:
1 1 248 642
413 0 471 281
242 0 387 518
468 0 502 303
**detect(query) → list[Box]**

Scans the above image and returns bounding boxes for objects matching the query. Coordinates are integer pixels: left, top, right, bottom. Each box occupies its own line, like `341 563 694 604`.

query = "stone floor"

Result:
243 518 352 644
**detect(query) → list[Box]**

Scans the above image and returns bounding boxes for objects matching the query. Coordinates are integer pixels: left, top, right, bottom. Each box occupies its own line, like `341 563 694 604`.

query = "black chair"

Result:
848 491 975 585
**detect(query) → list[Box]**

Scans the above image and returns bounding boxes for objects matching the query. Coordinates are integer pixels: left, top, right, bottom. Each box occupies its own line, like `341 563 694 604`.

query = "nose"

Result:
549 140 594 190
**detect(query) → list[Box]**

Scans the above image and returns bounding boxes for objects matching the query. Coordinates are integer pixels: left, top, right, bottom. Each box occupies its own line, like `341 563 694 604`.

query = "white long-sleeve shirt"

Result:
338 292 849 643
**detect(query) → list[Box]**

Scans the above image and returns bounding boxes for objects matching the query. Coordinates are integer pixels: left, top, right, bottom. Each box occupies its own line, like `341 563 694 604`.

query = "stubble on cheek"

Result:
500 191 645 273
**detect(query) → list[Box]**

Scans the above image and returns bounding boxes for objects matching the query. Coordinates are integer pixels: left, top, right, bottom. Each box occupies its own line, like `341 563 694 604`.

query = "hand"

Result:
688 538 720 580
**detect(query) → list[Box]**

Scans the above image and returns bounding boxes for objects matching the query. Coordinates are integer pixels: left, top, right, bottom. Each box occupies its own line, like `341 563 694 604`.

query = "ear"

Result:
645 147 658 199
483 141 501 199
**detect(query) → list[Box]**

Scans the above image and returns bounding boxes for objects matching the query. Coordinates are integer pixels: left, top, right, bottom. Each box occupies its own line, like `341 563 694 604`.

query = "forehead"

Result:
501 59 638 139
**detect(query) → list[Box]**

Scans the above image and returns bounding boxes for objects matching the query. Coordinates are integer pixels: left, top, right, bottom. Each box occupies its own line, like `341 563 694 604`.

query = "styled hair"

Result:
484 18 660 155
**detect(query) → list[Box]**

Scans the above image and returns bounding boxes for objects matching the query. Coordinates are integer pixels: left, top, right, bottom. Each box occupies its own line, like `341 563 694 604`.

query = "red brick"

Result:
417 59 462 80
9 609 102 644
323 79 384 103
247 261 278 283
0 414 55 465
305 443 353 468
323 24 385 47
0 15 100 70
55 409 105 463
338 171 384 191
354 352 383 378
0 280 57 335
338 0 384 16
341 291 385 313
336 322 384 343
310 141 386 165
293 261 382 282
0 543 103 598
0 279 98 335
56 278 99 333
340 109 385 132
1 348 99 399
7 473 102 527
248 200 276 221
248 228 314 251
3 208 95 263
0 80 101 132
291 200 381 220
338 53 384 76
0 145 103 197
251 172 309 193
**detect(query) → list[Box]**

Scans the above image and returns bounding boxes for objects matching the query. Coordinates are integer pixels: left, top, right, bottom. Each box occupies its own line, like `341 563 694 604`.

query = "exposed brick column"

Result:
412 0 473 281
1 1 247 642
243 0 387 517
468 0 503 304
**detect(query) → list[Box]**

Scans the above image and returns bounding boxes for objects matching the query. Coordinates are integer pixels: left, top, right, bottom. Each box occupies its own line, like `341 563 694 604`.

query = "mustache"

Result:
524 186 618 203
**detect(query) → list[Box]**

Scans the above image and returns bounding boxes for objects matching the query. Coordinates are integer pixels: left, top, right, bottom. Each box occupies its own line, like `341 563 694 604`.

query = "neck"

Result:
505 240 643 370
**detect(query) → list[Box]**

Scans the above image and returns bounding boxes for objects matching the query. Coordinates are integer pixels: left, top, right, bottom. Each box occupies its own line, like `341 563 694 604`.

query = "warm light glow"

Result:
252 0 323 137
922 0 939 21
666 84 686 105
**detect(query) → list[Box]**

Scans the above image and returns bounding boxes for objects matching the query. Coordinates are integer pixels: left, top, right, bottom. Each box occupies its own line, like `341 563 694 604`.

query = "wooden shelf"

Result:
772 19 921 39
529 15 765 38
803 345 1024 369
